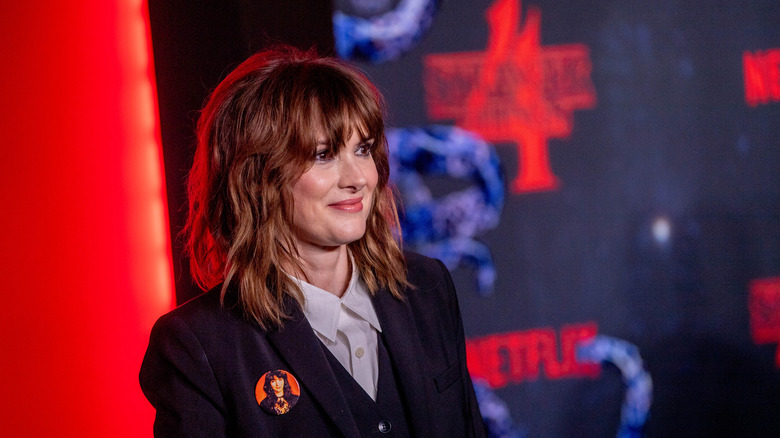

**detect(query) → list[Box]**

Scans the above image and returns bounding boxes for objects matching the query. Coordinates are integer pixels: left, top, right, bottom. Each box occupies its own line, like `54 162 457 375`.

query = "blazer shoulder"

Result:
151 284 250 338
403 250 453 293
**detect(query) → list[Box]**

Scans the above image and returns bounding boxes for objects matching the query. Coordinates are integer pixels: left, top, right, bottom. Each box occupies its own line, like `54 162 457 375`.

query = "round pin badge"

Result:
256 369 301 415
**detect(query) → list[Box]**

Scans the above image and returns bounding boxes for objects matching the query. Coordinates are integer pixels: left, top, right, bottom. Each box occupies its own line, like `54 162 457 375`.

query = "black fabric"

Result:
320 335 411 436
375 336 412 437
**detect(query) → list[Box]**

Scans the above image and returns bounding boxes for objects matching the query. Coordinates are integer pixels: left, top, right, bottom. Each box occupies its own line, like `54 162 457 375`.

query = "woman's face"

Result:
290 129 378 255
270 375 285 396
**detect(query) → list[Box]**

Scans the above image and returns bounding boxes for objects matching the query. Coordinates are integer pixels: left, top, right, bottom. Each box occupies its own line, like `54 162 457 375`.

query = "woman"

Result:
140 46 486 437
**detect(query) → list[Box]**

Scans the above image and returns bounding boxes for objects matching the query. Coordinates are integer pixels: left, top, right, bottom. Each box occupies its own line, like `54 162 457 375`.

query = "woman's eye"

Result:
356 142 373 156
314 150 332 161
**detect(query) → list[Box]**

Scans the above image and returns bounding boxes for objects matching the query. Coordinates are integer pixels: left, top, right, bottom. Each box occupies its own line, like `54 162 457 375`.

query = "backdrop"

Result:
0 1 172 436
150 1 780 437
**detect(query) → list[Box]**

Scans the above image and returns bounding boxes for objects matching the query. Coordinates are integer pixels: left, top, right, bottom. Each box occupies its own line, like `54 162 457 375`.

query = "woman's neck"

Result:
297 245 351 298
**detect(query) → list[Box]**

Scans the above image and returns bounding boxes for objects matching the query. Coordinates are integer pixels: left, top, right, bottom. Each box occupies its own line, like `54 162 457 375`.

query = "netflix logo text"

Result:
466 322 601 389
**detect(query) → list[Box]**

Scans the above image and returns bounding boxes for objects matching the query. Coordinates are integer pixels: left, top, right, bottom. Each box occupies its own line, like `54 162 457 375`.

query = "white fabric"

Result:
297 266 382 400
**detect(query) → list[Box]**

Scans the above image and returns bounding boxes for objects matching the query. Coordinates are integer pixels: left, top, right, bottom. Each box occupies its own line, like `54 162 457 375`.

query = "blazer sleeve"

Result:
139 313 229 437
436 258 488 438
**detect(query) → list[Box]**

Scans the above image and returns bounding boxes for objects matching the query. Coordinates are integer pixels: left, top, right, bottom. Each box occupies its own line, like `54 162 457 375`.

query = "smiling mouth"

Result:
329 198 364 212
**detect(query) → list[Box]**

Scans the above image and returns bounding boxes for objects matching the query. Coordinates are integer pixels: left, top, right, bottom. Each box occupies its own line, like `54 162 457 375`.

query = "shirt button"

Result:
355 347 365 358
378 420 391 433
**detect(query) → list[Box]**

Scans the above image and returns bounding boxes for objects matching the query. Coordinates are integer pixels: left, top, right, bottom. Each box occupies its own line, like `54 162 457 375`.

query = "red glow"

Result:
744 49 780 107
424 0 596 193
748 277 780 367
466 322 600 389
0 1 173 436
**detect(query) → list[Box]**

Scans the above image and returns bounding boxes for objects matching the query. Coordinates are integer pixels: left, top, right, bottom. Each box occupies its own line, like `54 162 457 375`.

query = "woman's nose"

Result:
338 154 367 190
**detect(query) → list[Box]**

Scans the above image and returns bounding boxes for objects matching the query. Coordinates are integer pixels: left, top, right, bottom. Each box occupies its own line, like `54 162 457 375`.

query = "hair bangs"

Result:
306 64 385 154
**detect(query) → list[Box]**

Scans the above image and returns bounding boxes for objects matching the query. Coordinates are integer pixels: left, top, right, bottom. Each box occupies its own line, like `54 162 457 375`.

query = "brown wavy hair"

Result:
184 46 407 329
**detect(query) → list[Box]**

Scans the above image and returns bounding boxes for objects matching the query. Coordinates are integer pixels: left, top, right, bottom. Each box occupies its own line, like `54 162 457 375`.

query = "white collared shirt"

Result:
297 267 382 400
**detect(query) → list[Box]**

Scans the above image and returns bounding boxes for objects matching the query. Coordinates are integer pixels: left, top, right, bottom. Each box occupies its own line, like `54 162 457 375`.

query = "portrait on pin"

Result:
256 370 300 415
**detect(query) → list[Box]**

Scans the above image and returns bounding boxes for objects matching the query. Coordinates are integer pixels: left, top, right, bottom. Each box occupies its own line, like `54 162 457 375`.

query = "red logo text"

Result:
744 49 780 107
748 277 780 367
466 322 600 389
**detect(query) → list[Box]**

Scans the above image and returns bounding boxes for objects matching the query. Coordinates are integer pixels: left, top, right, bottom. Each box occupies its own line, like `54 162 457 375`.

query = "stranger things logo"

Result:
423 0 596 194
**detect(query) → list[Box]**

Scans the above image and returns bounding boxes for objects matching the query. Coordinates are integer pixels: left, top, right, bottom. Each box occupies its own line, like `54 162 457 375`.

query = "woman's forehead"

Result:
314 119 373 145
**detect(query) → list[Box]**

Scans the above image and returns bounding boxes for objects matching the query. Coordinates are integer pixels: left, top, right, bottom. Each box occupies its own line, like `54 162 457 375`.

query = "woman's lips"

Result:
328 197 364 212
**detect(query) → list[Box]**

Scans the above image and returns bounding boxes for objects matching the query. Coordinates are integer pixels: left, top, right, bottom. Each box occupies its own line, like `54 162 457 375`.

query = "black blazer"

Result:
140 252 486 437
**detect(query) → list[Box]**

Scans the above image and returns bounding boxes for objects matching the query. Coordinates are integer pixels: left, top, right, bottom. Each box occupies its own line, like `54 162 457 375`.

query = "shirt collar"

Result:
341 272 382 333
299 279 341 343
297 262 382 343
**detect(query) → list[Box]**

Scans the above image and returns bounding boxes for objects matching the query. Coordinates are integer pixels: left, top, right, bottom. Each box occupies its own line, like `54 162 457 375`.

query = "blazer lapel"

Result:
372 290 434 437
267 305 360 438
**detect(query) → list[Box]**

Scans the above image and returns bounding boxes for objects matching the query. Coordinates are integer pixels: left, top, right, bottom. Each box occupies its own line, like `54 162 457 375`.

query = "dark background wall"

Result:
149 1 780 436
